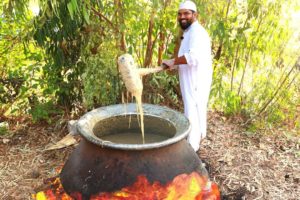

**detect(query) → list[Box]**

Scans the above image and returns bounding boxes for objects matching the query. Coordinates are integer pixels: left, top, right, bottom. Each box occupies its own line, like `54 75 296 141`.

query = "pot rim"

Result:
76 103 191 150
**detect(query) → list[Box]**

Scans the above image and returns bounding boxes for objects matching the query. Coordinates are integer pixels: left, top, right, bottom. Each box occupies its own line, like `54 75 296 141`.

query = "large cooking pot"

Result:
60 103 208 199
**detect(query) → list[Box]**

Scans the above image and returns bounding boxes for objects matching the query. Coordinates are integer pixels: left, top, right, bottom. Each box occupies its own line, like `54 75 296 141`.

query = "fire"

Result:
33 172 220 200
32 177 73 200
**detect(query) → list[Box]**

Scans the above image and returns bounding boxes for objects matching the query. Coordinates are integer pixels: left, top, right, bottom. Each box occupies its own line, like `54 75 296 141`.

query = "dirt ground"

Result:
0 112 299 200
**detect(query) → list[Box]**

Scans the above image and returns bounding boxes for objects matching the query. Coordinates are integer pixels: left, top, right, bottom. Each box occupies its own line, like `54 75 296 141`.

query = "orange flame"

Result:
33 172 220 200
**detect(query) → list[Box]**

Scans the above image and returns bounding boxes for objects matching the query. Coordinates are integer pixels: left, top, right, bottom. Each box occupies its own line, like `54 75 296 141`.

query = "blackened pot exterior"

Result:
59 104 207 198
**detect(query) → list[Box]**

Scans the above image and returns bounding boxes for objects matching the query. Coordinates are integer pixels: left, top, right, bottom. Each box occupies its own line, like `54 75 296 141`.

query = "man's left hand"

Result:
162 59 176 70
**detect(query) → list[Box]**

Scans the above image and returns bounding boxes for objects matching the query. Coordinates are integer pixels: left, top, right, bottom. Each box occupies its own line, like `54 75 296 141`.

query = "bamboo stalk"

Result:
243 57 300 126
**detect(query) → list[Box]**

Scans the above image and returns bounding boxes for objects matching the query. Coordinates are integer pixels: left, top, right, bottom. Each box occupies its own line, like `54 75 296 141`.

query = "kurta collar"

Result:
183 20 199 33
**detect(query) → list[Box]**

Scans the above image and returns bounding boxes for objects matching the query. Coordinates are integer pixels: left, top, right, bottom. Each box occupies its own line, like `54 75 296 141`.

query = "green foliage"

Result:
0 122 9 136
223 91 242 116
82 53 120 109
1 0 299 132
0 1 49 118
203 0 300 130
146 72 180 108
29 100 62 123
32 0 87 107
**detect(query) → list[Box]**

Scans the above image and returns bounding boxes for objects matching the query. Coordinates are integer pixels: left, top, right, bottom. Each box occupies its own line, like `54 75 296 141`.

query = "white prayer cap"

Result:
179 0 197 12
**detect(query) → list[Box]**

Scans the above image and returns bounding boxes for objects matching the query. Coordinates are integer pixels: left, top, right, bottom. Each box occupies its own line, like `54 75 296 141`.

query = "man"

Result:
163 0 212 152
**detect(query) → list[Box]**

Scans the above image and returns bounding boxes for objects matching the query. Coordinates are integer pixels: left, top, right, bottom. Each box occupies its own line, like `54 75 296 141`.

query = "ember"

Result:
33 172 220 200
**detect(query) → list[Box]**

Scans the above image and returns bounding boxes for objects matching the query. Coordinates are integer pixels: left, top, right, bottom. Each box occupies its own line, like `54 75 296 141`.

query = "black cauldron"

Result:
60 103 208 199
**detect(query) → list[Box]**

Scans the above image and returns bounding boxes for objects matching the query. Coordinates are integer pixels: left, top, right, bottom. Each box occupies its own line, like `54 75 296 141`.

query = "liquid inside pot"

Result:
100 132 169 144
92 114 176 144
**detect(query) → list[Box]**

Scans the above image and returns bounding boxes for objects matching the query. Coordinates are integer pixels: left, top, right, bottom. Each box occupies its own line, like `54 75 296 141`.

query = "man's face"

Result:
177 9 197 30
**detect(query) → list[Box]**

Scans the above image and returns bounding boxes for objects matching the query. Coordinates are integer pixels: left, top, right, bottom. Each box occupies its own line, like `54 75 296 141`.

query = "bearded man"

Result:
163 0 213 152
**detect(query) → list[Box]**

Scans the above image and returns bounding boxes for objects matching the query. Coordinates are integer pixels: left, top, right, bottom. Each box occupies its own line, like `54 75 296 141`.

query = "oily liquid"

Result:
101 132 168 144
122 94 144 143
135 95 145 143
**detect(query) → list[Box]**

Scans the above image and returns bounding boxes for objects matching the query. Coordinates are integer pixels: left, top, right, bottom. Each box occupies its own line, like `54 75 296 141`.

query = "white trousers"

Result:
183 90 209 152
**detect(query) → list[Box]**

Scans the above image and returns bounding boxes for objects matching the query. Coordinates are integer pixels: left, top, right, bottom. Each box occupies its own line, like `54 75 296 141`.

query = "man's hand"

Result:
162 59 176 70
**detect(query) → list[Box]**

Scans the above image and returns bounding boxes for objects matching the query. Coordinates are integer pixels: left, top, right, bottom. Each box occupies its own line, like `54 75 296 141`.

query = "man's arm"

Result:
174 56 187 65
162 55 187 69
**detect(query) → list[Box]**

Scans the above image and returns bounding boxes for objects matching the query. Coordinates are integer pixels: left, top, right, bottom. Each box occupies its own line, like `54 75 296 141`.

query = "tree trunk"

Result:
157 29 165 66
157 0 172 65
214 0 231 60
173 29 183 58
230 45 240 91
257 58 300 115
114 0 126 52
243 57 300 126
237 48 251 95
237 12 264 95
143 10 156 67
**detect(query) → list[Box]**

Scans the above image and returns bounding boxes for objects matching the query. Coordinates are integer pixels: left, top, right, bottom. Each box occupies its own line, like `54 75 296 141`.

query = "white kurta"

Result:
178 21 212 151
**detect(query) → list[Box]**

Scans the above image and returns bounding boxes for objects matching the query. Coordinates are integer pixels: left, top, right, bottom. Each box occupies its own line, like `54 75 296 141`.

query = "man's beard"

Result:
179 19 192 30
